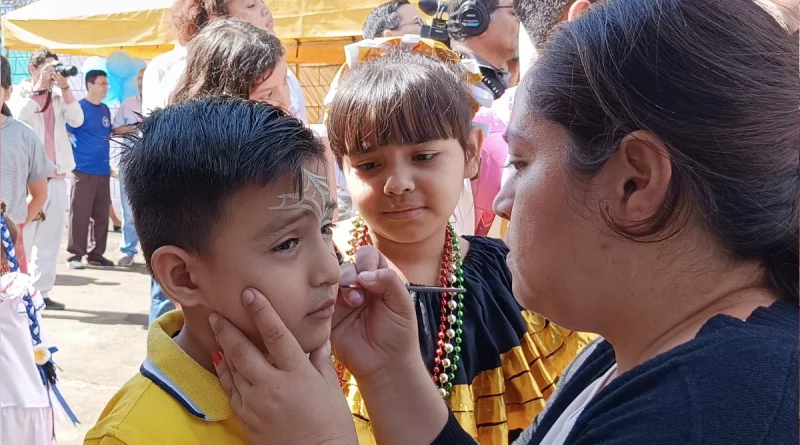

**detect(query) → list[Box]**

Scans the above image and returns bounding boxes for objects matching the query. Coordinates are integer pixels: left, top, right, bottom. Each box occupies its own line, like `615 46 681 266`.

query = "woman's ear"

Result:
150 246 204 309
598 130 673 234
464 126 484 180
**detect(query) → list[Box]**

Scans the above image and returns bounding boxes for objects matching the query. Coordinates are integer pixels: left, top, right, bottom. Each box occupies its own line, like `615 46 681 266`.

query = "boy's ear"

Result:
151 246 204 309
464 126 483 180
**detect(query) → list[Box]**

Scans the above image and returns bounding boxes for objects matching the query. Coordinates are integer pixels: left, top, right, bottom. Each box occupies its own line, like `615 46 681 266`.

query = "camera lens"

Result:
54 63 78 77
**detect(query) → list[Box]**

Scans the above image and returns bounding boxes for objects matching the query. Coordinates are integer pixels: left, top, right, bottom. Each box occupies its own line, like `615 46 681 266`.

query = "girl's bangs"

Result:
327 69 473 157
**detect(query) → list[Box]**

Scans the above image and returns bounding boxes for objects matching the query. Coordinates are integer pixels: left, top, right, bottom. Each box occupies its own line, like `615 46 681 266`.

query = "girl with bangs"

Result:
325 37 595 445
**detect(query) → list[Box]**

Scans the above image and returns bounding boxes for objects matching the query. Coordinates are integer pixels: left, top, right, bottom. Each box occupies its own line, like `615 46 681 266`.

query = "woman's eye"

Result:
355 162 379 172
413 153 439 162
504 158 526 172
274 238 300 252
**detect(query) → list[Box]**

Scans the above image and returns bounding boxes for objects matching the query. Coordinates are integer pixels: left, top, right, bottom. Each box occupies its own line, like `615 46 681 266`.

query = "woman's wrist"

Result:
358 360 450 445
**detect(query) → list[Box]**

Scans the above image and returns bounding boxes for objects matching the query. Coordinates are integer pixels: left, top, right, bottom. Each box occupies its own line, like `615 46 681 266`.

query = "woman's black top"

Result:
433 299 799 445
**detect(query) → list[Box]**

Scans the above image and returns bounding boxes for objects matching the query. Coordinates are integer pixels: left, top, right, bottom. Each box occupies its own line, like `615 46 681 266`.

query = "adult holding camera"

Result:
9 48 84 311
210 0 798 444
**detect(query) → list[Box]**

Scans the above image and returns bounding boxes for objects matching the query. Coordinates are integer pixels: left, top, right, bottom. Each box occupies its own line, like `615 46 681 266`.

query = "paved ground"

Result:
41 231 150 445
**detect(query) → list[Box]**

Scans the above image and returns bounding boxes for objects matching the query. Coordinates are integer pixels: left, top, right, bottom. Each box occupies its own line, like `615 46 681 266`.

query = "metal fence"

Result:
0 0 39 16
2 0 40 83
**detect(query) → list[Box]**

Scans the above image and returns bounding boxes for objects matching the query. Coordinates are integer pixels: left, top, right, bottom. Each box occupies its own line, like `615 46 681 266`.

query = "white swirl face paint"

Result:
270 169 334 223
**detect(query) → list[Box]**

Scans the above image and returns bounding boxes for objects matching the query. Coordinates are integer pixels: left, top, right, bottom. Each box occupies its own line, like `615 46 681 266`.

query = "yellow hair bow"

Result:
323 35 493 123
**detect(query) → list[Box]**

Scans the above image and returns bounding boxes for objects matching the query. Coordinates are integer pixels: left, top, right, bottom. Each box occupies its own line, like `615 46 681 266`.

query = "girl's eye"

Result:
355 162 379 172
413 153 439 162
274 238 300 253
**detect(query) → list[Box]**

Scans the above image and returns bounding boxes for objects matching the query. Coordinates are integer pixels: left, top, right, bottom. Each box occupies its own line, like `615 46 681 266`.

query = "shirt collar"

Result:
140 311 234 421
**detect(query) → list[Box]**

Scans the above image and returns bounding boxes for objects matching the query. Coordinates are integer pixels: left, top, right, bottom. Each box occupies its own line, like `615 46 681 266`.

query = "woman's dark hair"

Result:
170 0 230 45
1 55 12 117
170 19 284 105
528 0 799 301
327 47 477 166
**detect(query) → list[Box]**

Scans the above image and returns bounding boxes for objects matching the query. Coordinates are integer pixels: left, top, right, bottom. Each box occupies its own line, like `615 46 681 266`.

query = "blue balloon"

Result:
131 58 147 75
123 76 140 99
107 51 134 79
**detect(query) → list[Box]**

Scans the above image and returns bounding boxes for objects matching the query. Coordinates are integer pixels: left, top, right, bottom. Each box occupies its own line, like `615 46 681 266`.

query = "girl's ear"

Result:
464 126 483 180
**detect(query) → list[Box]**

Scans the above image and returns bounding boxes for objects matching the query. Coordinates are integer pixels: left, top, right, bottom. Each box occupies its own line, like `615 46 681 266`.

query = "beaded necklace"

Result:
338 217 466 398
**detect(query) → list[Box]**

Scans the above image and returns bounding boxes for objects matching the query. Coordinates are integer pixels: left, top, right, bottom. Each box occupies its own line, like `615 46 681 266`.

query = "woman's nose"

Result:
493 179 515 221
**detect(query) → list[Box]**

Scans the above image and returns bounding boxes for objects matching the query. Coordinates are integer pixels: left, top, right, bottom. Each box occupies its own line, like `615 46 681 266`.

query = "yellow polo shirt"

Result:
84 311 247 445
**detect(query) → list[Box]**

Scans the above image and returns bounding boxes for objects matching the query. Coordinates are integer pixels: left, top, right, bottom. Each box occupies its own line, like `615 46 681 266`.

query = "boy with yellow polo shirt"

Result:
84 98 341 444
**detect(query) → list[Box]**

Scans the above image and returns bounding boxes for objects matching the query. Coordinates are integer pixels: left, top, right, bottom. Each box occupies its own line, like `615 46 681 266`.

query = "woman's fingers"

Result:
357 268 415 319
339 262 364 308
209 311 268 384
309 340 339 388
354 246 389 272
213 351 245 410
214 351 234 396
242 288 307 371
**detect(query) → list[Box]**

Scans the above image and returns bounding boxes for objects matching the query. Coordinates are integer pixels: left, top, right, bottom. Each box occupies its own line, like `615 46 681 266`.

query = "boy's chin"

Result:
297 327 332 355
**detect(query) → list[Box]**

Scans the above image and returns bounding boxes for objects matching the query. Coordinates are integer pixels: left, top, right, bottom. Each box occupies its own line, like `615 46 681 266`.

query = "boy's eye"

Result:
355 162 379 172
321 222 336 236
413 153 438 162
274 238 300 252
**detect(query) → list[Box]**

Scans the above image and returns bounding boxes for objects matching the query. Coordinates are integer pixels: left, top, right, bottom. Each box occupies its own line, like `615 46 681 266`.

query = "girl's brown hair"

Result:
170 19 284 105
326 47 477 166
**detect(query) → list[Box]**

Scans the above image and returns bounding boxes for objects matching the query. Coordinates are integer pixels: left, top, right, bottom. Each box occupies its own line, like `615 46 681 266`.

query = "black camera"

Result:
419 1 451 45
420 19 450 45
54 63 78 77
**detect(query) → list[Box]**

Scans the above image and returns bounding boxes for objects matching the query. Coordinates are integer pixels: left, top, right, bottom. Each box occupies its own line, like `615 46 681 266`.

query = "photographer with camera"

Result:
8 48 84 311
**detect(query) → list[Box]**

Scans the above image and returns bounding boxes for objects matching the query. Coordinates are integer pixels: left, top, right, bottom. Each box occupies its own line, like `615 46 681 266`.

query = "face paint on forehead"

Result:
270 169 334 222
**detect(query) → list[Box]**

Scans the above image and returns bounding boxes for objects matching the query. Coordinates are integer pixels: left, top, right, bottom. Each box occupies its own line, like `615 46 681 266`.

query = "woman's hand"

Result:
332 246 450 445
331 246 420 379
209 289 357 445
